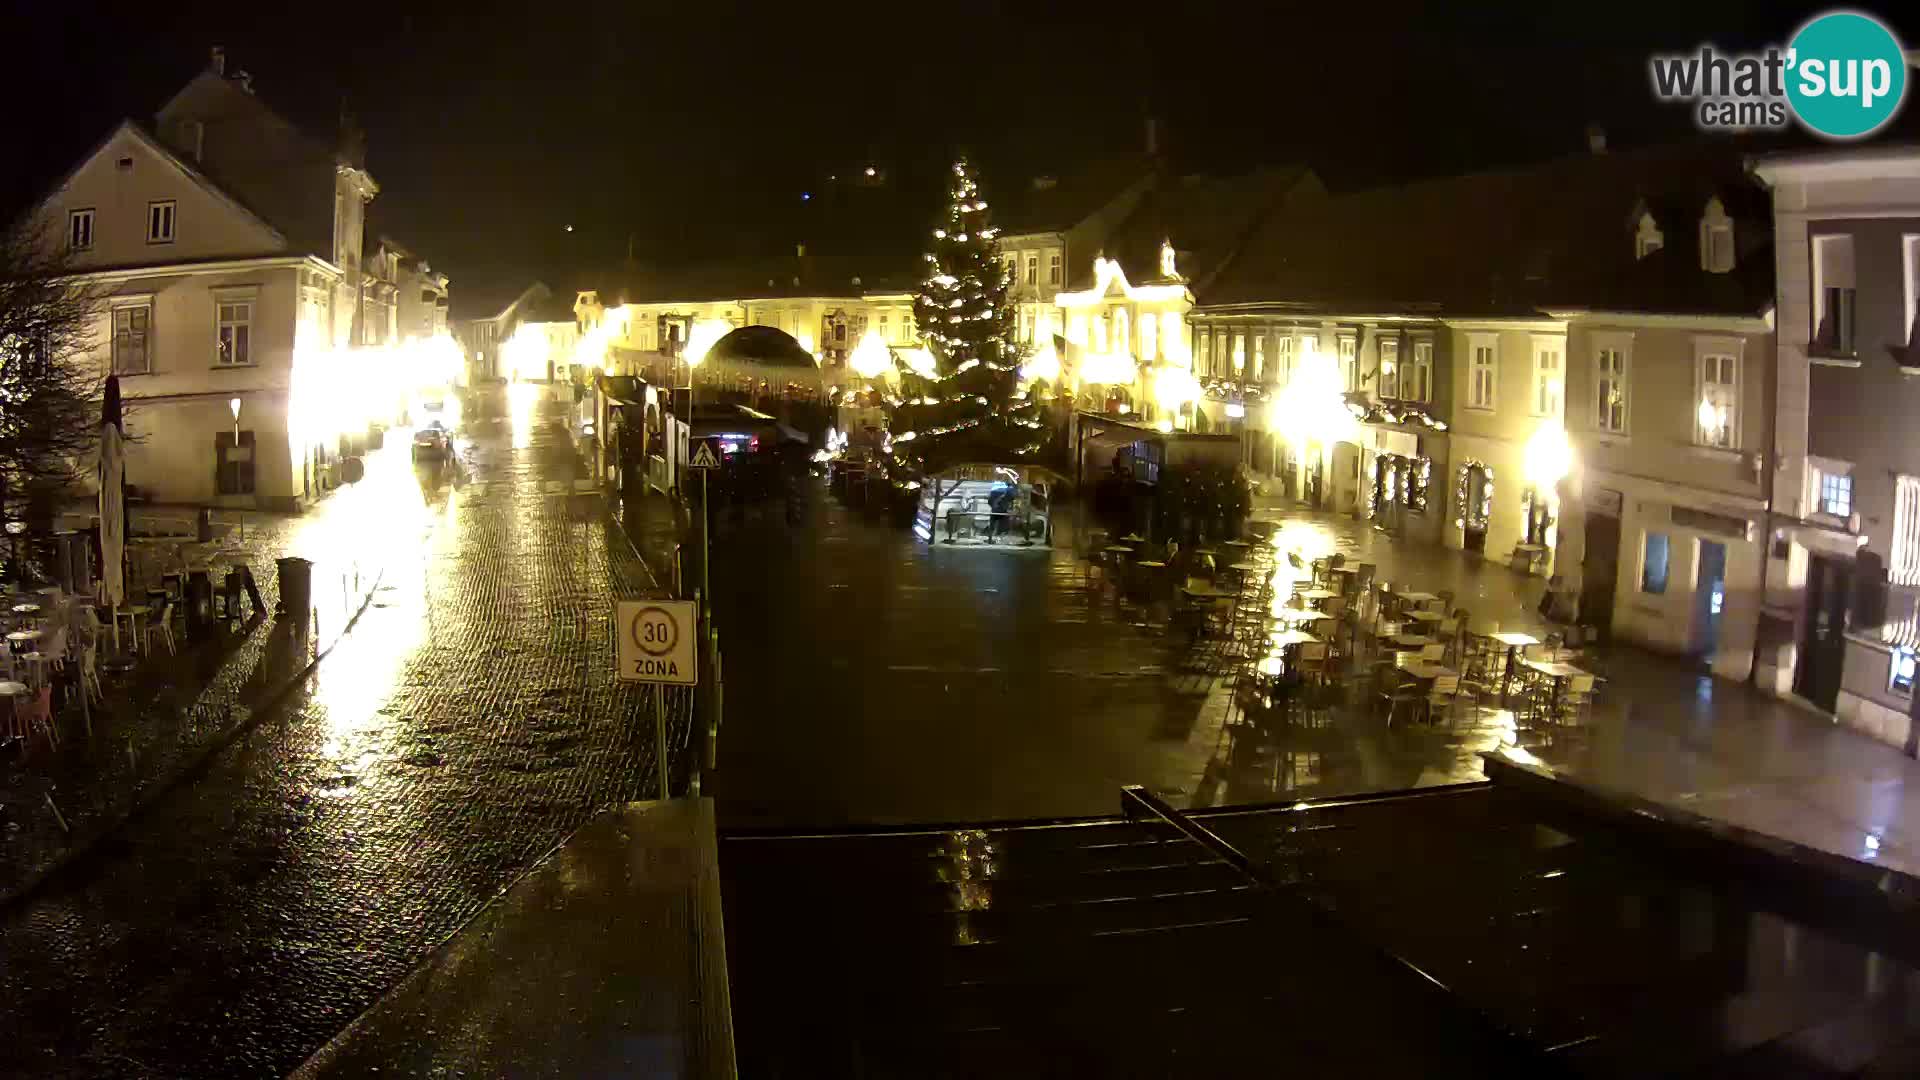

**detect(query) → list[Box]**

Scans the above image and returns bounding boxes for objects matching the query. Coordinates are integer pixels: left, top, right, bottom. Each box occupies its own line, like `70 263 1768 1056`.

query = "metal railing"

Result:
1119 785 1267 886
1116 783 1540 1065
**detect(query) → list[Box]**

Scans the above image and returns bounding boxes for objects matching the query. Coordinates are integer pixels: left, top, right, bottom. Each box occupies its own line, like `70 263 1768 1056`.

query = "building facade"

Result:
29 51 385 509
1754 148 1920 748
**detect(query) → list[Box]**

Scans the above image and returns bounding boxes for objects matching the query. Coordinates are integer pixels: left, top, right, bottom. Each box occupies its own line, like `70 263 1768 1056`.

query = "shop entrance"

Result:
1579 511 1620 631
1692 539 1728 658
1462 463 1491 554
1794 554 1852 712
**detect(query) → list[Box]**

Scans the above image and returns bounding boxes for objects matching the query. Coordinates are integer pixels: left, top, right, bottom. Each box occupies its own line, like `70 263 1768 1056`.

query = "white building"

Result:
26 49 384 509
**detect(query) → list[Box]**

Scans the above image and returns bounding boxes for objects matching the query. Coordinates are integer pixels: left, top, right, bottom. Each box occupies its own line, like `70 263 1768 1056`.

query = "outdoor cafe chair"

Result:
144 600 178 656
1426 674 1462 725
1297 642 1329 686
18 683 55 750
1378 671 1423 727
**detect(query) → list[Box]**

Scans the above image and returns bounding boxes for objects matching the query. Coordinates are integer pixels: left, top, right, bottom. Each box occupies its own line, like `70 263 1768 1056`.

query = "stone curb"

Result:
0 568 386 913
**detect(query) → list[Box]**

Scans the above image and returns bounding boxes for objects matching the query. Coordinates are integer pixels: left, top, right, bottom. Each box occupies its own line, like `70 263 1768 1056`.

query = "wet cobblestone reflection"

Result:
0 389 676 1078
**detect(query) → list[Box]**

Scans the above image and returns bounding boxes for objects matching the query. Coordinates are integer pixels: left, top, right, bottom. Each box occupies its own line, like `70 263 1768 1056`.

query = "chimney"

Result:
236 70 254 95
1586 124 1607 154
210 46 226 76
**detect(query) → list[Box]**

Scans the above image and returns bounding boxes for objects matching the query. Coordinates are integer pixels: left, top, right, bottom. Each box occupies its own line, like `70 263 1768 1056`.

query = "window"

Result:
216 430 256 495
111 304 151 375
1114 308 1130 355
1048 252 1062 285
1198 330 1212 374
1893 648 1916 695
1635 212 1664 259
1408 339 1433 403
1230 332 1245 374
147 200 176 244
1812 233 1856 356
1700 198 1734 273
1026 255 1038 286
1336 334 1356 392
1894 475 1920 586
1531 338 1563 417
1641 532 1670 594
879 313 890 340
1467 335 1497 409
1276 334 1295 388
1377 338 1400 399
1695 344 1740 448
68 209 94 251
1595 342 1628 433
1906 235 1920 351
1139 313 1157 361
1252 335 1266 382
216 300 253 366
1819 471 1853 518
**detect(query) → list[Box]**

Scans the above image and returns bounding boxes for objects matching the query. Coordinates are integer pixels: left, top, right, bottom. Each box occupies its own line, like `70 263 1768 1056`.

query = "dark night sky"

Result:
6 1 1914 310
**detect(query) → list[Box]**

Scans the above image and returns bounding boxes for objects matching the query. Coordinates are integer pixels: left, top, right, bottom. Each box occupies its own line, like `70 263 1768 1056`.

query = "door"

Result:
1579 512 1621 631
1692 540 1727 659
1795 554 1852 711
1463 465 1491 554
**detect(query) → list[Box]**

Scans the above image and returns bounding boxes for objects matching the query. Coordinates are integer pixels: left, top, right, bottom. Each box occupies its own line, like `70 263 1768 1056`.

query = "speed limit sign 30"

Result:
615 599 697 685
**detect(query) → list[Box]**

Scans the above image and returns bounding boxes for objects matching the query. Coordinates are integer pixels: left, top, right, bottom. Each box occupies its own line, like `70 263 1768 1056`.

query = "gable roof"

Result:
1201 142 1773 319
15 118 288 250
1094 166 1317 294
990 153 1157 237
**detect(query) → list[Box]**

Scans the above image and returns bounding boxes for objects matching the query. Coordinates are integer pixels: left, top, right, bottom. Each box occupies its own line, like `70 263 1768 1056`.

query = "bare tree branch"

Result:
0 219 108 544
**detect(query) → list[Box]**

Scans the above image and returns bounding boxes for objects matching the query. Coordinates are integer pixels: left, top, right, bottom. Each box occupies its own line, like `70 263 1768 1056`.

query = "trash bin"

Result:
276 556 312 619
185 569 214 639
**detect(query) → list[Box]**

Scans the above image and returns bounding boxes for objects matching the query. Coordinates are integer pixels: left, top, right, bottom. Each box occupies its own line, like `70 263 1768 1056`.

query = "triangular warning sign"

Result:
689 441 721 468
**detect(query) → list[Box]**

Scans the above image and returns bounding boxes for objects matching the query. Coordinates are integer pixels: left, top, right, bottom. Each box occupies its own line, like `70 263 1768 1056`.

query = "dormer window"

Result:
1700 197 1734 274
1634 212 1664 260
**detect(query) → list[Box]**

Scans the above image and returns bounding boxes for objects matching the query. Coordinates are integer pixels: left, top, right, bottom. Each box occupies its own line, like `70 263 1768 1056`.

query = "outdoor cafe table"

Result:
1268 628 1318 649
1390 589 1437 612
1272 608 1332 626
1222 540 1252 554
1404 608 1443 623
1297 588 1338 606
6 629 43 655
1392 633 1434 649
10 604 40 616
1517 657 1592 713
1486 630 1541 700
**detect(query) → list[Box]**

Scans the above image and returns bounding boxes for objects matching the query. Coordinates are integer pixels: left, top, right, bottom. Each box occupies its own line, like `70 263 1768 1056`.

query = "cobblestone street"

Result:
0 386 676 1079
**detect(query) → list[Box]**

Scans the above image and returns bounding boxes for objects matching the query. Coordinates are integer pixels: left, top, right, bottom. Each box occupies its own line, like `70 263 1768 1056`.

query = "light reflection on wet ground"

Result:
0 386 672 1079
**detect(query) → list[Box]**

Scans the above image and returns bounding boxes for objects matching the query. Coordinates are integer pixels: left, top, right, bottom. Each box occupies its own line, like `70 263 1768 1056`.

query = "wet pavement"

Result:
0 384 681 1079
709 479 1920 896
0 496 386 905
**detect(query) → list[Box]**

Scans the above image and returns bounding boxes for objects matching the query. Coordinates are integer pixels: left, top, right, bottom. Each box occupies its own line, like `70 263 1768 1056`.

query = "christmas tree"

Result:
890 158 1041 467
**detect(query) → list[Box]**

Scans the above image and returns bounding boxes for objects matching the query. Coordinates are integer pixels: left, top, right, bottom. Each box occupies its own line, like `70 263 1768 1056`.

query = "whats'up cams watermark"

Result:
1650 10 1909 139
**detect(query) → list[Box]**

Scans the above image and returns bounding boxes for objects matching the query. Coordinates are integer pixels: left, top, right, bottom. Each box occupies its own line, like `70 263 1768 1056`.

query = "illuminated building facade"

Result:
1752 148 1920 741
27 49 410 509
1199 142 1773 681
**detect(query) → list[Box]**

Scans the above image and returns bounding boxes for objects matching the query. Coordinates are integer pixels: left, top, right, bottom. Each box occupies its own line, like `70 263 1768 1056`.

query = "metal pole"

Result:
701 467 712 617
654 685 670 801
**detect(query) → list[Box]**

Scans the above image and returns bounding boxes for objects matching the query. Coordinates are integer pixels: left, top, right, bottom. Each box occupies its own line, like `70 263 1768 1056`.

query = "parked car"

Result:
412 426 451 462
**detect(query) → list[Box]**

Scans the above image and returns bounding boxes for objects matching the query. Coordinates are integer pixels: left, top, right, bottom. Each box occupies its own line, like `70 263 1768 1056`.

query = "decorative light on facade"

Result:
1523 419 1574 491
901 346 939 379
1152 364 1201 412
848 329 892 379
1267 340 1355 448
1080 350 1140 386
1019 341 1060 384
683 319 732 368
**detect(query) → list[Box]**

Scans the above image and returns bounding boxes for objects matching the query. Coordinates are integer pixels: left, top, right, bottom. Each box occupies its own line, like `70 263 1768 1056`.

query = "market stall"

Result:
913 463 1062 548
